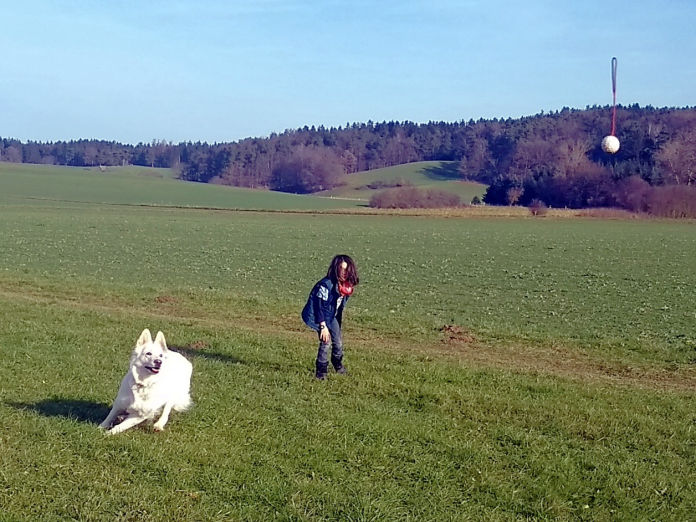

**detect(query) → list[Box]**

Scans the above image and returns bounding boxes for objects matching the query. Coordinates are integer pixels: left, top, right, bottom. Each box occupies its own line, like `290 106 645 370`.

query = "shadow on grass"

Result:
7 398 110 424
421 162 462 181
172 346 245 365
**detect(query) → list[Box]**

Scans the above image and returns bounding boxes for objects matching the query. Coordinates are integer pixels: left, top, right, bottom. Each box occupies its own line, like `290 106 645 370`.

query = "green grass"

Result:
1 289 694 520
0 167 694 519
318 161 486 203
2 204 692 366
0 160 486 210
0 162 362 210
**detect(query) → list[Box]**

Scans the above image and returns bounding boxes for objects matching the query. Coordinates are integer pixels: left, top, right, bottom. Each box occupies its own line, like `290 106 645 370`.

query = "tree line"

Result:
2 105 695 215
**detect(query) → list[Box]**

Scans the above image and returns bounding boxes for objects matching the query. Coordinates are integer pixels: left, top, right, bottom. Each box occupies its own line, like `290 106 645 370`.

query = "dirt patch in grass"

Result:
154 295 178 304
574 208 641 219
3 286 694 393
441 324 477 344
186 340 210 350
379 334 696 393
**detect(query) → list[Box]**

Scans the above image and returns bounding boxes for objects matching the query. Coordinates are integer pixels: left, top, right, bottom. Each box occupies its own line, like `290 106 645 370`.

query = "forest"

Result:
2 104 695 216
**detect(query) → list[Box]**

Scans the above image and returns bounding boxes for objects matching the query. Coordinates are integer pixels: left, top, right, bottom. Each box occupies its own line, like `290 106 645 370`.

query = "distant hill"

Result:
0 161 486 210
4 105 696 214
317 161 486 203
0 162 362 211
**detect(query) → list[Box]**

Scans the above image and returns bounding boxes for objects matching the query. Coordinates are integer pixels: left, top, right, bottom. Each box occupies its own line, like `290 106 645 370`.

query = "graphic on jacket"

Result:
301 277 349 330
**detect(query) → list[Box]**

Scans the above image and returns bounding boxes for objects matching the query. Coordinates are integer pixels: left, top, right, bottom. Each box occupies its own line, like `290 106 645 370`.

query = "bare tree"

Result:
656 128 696 185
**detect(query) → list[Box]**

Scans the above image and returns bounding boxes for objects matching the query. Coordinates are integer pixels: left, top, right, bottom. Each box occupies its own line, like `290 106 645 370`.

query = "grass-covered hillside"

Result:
0 161 694 519
0 162 361 211
0 161 486 211
317 161 486 203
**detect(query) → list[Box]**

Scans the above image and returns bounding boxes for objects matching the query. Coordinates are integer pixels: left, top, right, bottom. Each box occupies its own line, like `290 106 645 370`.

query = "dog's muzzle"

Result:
146 360 163 374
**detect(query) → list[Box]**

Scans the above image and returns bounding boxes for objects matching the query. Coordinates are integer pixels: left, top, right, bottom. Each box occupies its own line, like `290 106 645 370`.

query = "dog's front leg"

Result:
99 407 121 429
107 415 146 435
153 403 173 432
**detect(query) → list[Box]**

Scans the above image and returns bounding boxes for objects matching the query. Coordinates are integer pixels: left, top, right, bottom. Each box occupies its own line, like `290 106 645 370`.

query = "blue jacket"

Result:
301 277 349 330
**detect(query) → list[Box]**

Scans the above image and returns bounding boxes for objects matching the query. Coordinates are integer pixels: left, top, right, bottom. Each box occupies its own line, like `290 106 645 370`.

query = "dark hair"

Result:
326 254 359 286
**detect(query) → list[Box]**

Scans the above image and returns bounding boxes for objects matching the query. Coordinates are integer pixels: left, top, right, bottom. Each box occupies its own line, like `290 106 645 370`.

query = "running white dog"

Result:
100 329 192 435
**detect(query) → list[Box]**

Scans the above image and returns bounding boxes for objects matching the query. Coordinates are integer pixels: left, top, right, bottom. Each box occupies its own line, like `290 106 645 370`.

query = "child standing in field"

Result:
302 255 359 380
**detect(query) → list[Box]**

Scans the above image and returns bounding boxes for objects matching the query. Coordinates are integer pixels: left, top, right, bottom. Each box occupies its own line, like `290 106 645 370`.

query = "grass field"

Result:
317 161 487 203
0 161 485 211
0 162 361 211
0 164 694 520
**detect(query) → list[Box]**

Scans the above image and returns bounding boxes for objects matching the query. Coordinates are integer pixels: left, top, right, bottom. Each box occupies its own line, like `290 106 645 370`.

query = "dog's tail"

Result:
173 394 193 412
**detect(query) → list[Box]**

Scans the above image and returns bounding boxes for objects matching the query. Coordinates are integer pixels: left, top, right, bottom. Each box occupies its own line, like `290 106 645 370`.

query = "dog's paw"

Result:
153 423 166 432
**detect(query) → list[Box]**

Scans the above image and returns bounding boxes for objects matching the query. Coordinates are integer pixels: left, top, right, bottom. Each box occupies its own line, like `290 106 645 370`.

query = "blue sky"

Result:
2 0 695 145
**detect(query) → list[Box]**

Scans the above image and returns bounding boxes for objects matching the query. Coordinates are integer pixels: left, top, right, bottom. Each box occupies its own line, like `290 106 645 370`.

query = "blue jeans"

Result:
316 317 343 372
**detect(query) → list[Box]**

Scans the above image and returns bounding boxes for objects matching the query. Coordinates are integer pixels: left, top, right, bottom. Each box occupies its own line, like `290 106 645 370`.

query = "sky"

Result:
2 0 695 145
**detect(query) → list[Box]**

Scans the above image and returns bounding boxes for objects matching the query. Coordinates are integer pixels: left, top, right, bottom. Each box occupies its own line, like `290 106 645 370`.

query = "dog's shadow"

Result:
6 347 243 426
171 345 244 365
7 398 110 425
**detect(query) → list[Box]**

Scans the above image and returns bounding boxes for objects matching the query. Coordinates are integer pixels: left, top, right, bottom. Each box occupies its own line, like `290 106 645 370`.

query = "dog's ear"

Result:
154 331 168 351
136 328 153 349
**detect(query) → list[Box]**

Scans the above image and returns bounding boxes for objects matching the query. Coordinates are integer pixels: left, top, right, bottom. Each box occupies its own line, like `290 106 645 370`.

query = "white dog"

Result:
100 329 192 435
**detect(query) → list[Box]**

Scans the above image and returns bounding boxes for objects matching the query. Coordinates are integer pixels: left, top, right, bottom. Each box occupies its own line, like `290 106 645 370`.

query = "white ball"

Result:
601 135 620 154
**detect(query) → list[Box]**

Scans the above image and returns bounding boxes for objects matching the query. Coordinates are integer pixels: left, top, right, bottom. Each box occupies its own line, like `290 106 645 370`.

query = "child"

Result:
302 254 359 380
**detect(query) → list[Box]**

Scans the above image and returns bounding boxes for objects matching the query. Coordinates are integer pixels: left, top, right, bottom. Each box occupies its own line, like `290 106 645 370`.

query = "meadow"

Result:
0 164 694 520
316 161 487 203
0 162 359 211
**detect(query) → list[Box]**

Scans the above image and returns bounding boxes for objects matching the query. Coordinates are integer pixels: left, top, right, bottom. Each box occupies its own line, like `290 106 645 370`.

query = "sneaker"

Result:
335 366 348 375
315 373 327 380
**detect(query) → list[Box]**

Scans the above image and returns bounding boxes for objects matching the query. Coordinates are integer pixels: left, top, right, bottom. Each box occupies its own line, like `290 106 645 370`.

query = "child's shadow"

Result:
7 398 110 425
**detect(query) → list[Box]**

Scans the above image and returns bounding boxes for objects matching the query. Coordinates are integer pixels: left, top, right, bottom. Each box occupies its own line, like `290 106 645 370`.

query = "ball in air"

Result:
601 135 620 154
